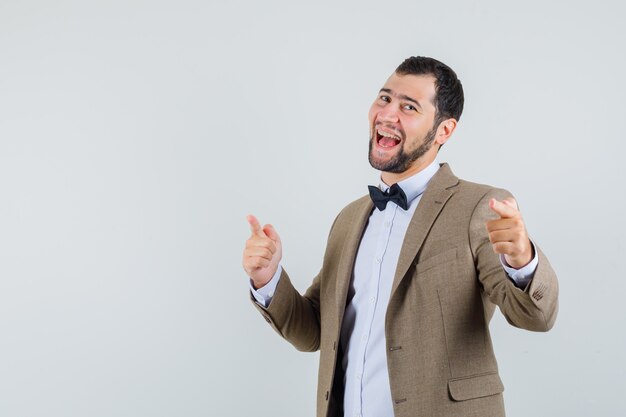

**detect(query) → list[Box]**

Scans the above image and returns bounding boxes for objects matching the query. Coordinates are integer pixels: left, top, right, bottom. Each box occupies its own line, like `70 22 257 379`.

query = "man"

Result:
242 56 558 417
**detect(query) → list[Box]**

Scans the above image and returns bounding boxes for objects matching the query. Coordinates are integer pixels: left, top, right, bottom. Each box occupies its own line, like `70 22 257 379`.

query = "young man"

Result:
243 56 558 417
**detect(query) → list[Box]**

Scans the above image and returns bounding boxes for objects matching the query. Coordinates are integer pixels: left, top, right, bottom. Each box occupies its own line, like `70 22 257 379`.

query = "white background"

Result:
1 0 625 416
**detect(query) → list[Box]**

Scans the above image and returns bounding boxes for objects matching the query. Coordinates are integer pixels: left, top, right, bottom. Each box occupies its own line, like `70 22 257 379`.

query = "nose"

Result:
377 105 399 123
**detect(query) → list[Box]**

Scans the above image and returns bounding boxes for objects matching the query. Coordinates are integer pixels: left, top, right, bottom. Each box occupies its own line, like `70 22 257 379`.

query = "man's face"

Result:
368 73 439 174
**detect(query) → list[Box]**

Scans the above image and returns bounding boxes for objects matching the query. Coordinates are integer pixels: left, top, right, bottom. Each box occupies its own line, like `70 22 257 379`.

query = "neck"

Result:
381 154 437 186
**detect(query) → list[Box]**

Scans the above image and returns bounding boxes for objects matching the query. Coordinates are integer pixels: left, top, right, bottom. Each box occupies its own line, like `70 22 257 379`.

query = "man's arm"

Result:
470 189 559 331
250 267 322 352
243 214 322 352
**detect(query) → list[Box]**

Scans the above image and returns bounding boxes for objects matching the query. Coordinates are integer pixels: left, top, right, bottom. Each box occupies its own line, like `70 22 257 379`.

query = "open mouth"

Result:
376 128 402 149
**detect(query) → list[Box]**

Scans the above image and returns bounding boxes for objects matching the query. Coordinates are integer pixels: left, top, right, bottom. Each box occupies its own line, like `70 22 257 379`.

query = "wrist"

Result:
505 244 534 269
251 267 279 290
251 278 269 290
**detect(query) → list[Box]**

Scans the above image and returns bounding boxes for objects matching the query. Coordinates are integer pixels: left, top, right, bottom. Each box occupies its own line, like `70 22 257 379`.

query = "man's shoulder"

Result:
318 194 371 247
334 194 371 224
427 162 513 203
342 193 371 211
435 163 511 202
455 177 513 202
447 177 515 224
457 177 501 195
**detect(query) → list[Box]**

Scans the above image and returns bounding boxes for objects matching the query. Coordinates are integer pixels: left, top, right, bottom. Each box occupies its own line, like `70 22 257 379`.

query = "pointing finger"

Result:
246 214 266 237
489 198 518 219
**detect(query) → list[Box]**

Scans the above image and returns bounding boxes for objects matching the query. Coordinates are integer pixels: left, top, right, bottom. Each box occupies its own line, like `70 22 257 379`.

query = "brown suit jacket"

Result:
253 163 559 417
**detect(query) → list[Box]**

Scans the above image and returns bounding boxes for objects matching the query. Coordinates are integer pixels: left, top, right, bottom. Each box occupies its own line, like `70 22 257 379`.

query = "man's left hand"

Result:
486 197 533 268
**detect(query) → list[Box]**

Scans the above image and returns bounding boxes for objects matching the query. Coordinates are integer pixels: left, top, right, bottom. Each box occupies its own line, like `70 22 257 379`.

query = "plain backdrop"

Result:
1 0 625 416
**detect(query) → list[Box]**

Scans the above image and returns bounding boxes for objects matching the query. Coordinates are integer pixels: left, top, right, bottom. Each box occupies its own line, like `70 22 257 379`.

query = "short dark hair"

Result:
395 56 464 128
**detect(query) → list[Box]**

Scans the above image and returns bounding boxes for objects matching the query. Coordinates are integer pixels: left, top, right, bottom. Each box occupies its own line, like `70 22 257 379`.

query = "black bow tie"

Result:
368 183 409 211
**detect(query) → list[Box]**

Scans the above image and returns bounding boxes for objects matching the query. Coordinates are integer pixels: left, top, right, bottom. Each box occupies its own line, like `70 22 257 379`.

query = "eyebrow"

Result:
379 88 423 110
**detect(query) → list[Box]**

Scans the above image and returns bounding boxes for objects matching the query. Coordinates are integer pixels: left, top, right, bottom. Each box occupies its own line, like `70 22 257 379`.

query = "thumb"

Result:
489 198 518 219
246 214 267 237
263 224 281 243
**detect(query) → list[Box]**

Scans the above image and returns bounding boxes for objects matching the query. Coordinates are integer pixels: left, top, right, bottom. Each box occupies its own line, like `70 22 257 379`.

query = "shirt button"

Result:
385 221 391 228
375 257 381 263
362 335 367 342
370 297 376 303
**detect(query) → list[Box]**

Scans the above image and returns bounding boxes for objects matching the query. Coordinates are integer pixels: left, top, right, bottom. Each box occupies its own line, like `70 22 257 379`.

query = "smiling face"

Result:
368 73 452 183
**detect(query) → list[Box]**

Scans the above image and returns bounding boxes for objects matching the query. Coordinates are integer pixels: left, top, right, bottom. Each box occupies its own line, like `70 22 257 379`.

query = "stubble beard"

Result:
368 127 437 174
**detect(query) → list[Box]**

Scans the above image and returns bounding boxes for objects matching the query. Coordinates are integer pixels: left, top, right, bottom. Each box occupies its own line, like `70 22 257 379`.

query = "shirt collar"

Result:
379 158 440 204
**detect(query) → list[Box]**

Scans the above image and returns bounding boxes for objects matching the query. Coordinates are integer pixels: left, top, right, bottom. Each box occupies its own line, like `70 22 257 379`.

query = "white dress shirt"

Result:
250 160 538 417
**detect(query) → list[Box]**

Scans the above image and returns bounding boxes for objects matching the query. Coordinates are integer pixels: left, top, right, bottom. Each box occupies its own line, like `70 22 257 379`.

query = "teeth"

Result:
377 129 400 140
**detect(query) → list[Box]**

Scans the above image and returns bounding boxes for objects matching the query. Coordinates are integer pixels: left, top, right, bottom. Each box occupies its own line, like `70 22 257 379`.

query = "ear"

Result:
434 118 457 147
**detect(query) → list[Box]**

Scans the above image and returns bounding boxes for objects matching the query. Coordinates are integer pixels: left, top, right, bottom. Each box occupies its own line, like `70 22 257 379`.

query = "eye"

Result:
403 104 416 111
379 95 391 103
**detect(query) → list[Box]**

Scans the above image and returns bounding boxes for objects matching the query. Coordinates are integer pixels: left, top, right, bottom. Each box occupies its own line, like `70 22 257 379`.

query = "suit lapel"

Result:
391 163 459 296
335 196 373 326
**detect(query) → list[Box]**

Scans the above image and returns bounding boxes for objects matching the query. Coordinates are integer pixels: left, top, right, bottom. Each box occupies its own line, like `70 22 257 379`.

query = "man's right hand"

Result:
243 214 283 289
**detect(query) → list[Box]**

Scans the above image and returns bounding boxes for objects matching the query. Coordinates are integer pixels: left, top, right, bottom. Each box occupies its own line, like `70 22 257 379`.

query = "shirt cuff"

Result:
249 265 283 308
500 241 538 289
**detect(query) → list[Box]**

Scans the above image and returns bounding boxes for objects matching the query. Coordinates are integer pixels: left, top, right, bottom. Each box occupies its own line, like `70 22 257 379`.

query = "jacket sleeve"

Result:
251 267 322 352
469 188 559 331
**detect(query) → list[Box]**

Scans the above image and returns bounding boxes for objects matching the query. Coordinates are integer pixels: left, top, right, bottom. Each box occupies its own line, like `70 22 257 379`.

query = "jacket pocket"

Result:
448 372 504 401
